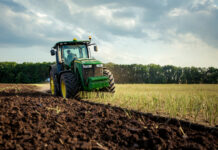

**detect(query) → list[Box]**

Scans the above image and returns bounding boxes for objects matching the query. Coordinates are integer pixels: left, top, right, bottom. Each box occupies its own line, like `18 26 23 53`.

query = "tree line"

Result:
104 63 218 84
0 62 53 83
0 62 217 83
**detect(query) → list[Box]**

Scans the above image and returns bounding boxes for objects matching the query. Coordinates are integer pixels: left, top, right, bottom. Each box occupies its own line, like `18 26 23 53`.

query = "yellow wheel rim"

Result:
50 76 55 95
61 80 66 98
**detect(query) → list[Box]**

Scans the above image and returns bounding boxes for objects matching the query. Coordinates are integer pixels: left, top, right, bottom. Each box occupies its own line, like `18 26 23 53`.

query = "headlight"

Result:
83 65 92 68
96 64 103 67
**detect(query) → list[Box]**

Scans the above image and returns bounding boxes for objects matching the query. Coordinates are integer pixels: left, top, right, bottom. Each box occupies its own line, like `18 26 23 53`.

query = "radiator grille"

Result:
83 65 103 84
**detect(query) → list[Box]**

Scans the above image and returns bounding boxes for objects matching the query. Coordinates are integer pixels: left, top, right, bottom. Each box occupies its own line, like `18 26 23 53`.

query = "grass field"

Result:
80 84 218 126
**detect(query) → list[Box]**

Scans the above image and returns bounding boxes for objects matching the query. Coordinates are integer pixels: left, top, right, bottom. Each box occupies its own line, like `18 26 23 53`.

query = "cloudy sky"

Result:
0 0 217 67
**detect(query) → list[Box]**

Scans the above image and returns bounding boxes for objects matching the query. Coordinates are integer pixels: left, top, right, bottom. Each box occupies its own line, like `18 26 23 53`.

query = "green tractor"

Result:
49 36 115 98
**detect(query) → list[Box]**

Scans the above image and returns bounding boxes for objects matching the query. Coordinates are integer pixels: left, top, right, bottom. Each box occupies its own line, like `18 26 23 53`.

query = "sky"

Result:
0 0 218 67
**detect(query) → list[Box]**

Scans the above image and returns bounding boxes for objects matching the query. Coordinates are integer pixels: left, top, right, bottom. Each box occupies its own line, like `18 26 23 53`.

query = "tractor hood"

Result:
75 58 102 65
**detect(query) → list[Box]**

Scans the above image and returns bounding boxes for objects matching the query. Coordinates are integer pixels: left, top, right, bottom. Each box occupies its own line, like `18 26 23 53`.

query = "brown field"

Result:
0 84 217 149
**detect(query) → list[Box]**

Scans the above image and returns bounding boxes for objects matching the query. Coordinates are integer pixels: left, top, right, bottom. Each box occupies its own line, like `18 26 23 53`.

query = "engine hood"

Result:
75 58 102 65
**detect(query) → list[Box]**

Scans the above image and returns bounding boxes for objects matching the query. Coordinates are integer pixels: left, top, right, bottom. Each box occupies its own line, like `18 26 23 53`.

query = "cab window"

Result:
62 45 88 66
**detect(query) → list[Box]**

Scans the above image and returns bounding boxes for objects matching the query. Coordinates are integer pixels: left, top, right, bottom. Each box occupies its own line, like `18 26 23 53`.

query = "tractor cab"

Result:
62 44 88 67
50 38 96 71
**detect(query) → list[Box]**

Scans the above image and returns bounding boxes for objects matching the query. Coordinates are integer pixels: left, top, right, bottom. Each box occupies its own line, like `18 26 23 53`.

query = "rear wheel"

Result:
102 69 115 93
50 70 59 96
60 72 80 98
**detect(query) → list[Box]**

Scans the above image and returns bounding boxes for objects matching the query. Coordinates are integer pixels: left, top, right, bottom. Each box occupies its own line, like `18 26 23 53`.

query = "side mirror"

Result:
50 49 55 56
94 45 98 52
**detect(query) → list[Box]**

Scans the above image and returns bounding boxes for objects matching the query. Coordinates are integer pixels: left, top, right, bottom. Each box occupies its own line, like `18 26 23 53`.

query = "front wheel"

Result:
102 69 115 93
60 72 80 98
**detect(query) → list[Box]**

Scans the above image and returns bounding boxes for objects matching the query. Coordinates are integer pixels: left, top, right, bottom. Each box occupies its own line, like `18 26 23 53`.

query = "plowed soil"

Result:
0 84 217 149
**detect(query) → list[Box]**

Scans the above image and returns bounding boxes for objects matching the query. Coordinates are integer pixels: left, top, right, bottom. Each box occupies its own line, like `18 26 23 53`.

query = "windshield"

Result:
62 45 88 66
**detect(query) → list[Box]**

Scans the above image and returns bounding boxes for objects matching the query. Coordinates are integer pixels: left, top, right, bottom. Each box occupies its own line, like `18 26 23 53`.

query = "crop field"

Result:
0 84 217 149
82 84 218 127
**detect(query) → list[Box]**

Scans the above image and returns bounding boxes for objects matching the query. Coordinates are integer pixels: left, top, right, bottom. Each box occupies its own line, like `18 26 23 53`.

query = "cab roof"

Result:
53 40 90 48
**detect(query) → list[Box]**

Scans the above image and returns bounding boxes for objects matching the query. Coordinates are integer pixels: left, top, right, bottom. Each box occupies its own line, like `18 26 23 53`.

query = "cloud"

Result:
0 0 90 47
0 0 26 12
1 0 217 47
0 0 217 67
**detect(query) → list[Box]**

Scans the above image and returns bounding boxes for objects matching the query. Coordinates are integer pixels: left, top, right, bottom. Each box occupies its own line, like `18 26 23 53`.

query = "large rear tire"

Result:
60 72 80 98
50 70 59 96
102 69 115 93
